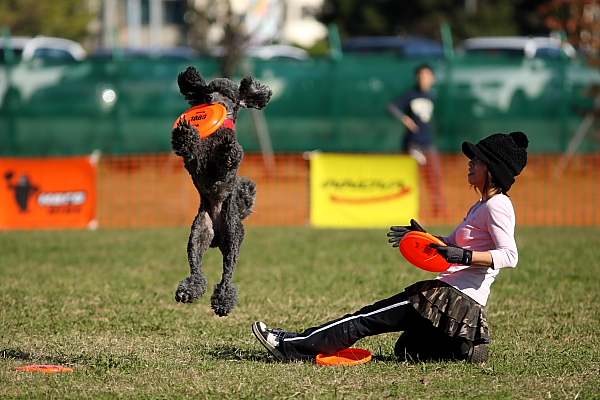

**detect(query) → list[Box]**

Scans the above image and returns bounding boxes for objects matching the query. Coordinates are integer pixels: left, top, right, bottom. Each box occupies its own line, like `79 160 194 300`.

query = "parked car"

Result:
90 46 199 60
0 35 87 109
245 45 310 60
206 44 310 61
341 36 445 58
455 36 577 59
451 35 599 115
0 35 87 64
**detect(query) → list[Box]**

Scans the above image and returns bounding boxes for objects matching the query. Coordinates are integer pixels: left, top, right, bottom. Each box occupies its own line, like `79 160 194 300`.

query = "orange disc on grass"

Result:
174 103 227 138
16 365 74 373
399 231 451 272
316 348 372 366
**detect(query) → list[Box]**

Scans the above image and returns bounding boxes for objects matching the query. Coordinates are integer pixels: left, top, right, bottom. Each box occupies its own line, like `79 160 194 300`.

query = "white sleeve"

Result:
486 199 518 269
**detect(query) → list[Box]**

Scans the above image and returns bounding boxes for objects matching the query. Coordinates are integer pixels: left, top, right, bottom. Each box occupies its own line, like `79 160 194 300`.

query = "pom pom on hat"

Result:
462 131 529 192
510 131 529 149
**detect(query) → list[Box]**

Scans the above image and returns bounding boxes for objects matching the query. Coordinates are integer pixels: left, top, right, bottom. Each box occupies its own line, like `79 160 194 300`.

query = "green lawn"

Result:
1 226 599 399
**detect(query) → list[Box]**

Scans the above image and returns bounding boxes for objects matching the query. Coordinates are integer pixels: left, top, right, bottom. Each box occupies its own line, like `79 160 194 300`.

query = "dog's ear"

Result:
178 66 207 107
238 76 272 110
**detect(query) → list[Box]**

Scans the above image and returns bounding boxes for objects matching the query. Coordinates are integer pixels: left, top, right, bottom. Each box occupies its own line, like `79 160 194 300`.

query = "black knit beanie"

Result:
462 131 529 192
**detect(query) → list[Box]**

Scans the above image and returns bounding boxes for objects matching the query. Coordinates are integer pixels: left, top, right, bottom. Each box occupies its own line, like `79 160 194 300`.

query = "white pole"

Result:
554 91 600 179
150 0 163 47
128 0 142 48
103 0 118 47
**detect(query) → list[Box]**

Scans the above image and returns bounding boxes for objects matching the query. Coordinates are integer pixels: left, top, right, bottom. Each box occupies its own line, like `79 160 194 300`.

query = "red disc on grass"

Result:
399 231 451 272
316 348 372 366
16 365 74 373
174 103 227 138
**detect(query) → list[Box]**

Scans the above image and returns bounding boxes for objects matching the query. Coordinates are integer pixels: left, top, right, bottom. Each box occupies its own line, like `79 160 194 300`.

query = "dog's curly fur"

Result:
172 66 272 316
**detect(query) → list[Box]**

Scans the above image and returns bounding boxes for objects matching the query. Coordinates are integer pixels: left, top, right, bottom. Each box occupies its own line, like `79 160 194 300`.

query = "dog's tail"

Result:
236 176 257 221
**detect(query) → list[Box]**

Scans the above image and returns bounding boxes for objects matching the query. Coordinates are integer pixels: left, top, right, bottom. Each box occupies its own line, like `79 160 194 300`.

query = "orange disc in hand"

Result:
174 103 228 138
399 231 451 272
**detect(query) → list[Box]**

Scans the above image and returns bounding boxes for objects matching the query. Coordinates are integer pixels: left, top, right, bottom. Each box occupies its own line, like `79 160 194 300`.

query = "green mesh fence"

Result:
1 54 599 156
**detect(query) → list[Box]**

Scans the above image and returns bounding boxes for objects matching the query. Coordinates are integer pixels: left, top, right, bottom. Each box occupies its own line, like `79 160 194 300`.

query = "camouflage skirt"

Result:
405 280 491 345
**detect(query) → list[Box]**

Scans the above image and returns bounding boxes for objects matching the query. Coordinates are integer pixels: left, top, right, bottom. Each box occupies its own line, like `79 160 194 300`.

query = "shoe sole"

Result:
252 322 287 362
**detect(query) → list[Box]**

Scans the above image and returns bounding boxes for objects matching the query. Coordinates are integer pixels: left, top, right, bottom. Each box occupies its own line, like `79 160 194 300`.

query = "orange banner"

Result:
0 155 98 229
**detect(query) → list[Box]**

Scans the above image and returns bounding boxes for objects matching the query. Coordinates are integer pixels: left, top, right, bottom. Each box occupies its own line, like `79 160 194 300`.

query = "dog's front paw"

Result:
210 282 239 317
172 116 200 157
218 133 238 151
175 274 208 303
217 135 243 169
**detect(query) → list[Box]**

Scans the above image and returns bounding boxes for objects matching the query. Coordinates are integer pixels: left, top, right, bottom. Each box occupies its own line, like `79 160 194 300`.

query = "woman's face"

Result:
468 157 488 190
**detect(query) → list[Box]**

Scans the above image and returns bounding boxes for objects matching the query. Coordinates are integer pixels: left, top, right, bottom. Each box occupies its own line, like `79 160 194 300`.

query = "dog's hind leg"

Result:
211 213 243 317
175 210 212 303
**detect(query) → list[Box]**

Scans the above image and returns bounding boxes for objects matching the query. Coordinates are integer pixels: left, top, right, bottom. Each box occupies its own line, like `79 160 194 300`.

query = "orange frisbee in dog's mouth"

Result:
174 103 228 138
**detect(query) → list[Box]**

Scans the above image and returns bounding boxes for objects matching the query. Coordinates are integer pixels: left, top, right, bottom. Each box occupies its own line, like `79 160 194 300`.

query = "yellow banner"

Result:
310 153 419 228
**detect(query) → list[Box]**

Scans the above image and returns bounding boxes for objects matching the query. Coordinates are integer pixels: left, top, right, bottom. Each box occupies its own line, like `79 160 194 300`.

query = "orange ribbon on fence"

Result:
0 155 98 229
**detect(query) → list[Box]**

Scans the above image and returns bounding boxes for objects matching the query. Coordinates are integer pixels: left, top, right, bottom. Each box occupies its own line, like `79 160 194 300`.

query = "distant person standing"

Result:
387 64 444 216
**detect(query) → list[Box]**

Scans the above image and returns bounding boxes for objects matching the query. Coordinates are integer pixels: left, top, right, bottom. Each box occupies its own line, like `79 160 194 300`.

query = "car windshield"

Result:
33 48 78 62
342 38 444 58
463 48 526 57
534 48 563 58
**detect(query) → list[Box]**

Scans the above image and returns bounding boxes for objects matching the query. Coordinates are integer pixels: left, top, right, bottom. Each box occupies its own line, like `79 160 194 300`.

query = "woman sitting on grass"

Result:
253 131 529 363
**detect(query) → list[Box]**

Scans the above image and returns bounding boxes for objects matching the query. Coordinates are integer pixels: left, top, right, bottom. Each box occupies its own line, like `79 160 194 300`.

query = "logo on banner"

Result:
4 172 39 212
5 171 88 214
323 178 411 203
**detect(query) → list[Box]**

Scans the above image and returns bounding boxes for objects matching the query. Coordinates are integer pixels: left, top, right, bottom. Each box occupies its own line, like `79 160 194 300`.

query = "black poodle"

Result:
172 66 272 316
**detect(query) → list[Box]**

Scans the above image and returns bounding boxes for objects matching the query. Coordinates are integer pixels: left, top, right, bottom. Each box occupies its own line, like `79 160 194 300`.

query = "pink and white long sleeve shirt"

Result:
436 194 518 306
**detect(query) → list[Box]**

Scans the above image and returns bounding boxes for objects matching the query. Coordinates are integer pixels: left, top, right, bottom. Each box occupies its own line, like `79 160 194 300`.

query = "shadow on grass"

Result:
3 346 448 367
372 354 401 363
2 348 80 368
2 348 138 369
2 348 34 361
207 345 404 364
207 345 277 363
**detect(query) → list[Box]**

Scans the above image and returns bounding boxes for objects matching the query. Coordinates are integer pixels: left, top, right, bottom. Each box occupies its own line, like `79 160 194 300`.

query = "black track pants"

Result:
279 291 430 361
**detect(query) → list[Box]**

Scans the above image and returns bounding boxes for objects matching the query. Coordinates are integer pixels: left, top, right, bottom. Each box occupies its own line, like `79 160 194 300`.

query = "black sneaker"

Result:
252 321 288 362
468 343 489 364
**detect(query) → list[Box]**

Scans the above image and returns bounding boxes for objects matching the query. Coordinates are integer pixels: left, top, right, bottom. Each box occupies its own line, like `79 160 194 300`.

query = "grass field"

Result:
1 226 599 399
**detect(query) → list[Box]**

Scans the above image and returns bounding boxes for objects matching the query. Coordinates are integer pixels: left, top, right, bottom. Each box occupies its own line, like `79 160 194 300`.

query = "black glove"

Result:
429 243 473 265
387 219 426 248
